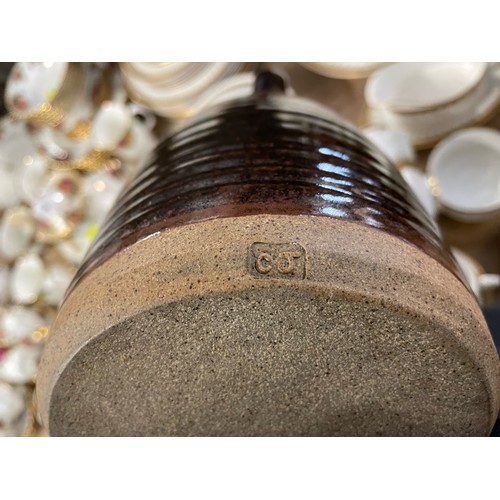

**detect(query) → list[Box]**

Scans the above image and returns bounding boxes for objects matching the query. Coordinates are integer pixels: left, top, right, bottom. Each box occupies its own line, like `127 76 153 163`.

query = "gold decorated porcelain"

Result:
5 63 85 128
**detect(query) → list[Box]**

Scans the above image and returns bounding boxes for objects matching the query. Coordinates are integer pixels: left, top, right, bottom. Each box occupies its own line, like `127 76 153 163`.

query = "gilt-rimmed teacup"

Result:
5 62 85 128
0 207 35 262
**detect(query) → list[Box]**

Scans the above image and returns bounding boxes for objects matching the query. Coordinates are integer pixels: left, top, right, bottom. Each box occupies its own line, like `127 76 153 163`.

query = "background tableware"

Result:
120 62 244 119
0 306 46 346
427 128 500 221
300 62 386 79
400 166 439 221
5 62 85 128
365 63 500 148
0 118 37 210
0 207 35 261
452 248 500 303
362 126 415 166
0 344 42 384
32 171 84 242
9 252 46 305
191 72 258 115
0 265 9 305
0 381 25 429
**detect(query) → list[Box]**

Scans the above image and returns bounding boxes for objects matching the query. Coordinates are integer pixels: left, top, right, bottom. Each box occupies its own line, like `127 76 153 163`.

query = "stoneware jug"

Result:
37 71 500 436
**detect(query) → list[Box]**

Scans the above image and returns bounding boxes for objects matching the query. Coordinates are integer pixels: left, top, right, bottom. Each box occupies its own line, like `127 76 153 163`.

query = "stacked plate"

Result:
120 62 244 119
300 62 386 79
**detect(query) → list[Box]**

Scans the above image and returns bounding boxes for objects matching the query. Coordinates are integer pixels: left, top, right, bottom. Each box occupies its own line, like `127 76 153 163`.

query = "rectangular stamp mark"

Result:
248 242 307 280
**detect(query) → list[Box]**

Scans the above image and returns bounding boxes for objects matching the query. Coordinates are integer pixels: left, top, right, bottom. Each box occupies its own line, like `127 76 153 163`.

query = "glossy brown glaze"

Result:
70 85 461 293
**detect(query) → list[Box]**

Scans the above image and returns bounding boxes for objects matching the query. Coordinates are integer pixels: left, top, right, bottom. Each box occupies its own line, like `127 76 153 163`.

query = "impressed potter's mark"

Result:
248 242 307 279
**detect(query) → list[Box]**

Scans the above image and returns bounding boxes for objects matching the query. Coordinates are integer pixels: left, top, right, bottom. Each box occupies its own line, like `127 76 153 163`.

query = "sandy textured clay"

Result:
38 215 500 436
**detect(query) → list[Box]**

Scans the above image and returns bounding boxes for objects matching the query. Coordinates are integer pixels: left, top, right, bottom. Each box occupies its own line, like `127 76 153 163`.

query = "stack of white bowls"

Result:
120 62 244 119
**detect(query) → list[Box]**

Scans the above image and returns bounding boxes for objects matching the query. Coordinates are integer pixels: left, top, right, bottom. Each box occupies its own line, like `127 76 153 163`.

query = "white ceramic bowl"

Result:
300 62 386 79
365 63 500 148
427 128 500 221
191 72 257 115
124 63 230 105
121 62 193 82
366 62 485 111
121 62 243 119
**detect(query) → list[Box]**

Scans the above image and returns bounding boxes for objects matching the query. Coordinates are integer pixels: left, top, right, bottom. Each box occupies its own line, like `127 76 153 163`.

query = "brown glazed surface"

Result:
70 91 461 293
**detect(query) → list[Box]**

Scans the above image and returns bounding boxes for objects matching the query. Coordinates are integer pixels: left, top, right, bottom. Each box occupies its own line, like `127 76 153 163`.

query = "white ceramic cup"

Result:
0 265 9 305
32 171 84 242
5 62 85 128
90 101 133 150
0 382 25 428
42 264 74 307
427 128 500 221
0 343 42 384
9 252 46 305
0 118 37 210
18 154 48 204
0 117 37 165
365 62 500 148
0 207 35 261
452 248 500 303
0 306 45 345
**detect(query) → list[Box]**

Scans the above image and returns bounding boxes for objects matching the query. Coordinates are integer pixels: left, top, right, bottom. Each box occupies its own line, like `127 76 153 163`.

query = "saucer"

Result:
427 128 500 220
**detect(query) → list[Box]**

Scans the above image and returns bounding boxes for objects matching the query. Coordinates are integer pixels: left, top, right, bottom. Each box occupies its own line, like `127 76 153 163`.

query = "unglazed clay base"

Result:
38 215 500 436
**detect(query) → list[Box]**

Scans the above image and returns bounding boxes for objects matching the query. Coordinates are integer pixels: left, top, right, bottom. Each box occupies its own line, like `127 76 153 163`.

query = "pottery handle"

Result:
254 67 288 95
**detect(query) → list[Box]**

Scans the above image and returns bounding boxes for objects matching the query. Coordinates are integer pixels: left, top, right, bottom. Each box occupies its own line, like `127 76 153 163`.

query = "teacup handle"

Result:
127 102 157 132
478 273 500 292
